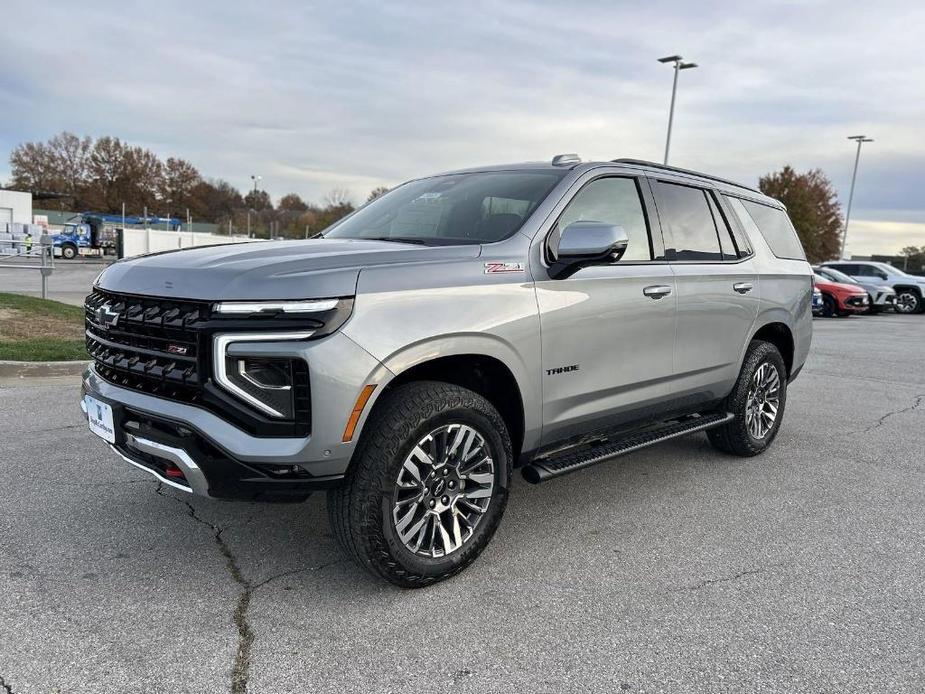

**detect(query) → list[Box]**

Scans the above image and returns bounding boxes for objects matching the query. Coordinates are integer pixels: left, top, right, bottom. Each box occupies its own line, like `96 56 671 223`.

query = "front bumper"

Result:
871 291 896 307
841 294 869 312
80 331 389 501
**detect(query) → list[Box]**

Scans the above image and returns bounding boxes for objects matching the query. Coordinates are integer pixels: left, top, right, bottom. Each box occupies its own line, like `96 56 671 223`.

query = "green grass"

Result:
0 292 87 361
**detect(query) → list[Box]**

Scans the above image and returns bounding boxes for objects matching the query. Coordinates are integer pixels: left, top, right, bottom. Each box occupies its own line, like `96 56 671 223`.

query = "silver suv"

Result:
820 260 925 314
81 156 813 586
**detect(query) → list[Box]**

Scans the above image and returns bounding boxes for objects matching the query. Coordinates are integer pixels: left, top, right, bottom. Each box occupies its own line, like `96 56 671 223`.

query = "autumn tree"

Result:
159 157 201 212
367 186 389 202
278 193 308 212
758 166 842 263
243 188 272 211
9 132 92 204
9 132 362 234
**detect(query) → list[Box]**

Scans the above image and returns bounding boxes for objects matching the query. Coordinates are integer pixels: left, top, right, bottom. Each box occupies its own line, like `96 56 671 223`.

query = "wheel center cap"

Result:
431 479 447 496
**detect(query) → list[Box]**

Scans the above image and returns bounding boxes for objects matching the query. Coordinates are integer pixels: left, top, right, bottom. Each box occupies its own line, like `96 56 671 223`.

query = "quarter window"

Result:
653 182 723 261
734 198 806 261
552 177 652 261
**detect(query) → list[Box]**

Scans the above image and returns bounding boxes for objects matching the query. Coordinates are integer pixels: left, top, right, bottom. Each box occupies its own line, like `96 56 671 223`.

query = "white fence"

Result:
122 228 257 258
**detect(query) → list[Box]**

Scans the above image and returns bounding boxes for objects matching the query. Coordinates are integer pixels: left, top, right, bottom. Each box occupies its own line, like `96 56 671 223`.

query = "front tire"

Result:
894 289 922 314
708 340 787 457
61 244 78 260
327 381 512 588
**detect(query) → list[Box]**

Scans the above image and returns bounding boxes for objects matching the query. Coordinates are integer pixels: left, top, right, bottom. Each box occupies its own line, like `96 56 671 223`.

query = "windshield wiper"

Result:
361 236 430 245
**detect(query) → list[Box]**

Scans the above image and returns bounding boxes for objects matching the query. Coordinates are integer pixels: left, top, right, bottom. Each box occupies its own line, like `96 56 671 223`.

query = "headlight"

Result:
214 299 339 315
214 332 313 418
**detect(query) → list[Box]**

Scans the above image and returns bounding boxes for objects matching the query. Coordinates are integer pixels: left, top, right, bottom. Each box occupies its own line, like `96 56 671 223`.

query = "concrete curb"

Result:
0 360 89 379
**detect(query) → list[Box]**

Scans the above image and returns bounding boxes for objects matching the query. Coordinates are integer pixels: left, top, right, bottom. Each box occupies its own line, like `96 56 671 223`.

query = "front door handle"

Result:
643 285 672 299
733 282 754 294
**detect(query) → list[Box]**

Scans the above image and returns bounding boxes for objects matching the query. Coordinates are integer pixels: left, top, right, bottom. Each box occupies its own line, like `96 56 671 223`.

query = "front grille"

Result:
85 288 313 437
85 288 209 402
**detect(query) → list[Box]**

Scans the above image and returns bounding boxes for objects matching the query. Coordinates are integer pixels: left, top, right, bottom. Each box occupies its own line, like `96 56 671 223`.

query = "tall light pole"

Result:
249 175 262 238
841 135 874 259
658 55 698 165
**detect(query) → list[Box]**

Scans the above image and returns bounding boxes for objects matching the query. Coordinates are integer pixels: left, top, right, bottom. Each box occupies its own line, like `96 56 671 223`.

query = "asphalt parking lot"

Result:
0 258 108 306
1 314 923 693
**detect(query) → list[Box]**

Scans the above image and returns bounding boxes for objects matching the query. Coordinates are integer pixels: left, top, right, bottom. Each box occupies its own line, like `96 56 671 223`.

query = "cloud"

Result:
846 219 925 257
1 0 924 255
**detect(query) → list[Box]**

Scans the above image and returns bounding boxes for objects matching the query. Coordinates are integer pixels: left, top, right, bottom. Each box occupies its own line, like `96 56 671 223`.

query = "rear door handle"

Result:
643 285 672 299
733 282 754 294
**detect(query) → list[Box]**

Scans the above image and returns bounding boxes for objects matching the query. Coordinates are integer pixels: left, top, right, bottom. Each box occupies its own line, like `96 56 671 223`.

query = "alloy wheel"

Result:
745 362 781 440
895 292 919 314
392 423 495 558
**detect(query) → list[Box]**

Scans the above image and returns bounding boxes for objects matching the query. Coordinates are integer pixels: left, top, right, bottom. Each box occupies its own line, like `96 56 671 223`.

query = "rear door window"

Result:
653 181 723 261
705 192 744 260
733 198 806 261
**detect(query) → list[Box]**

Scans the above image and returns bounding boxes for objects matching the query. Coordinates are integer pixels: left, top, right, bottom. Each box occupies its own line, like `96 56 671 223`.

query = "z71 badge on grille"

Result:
484 262 525 274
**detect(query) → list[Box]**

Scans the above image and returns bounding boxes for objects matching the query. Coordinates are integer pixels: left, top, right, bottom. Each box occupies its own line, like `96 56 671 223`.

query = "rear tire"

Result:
708 340 787 457
821 294 837 318
327 381 512 588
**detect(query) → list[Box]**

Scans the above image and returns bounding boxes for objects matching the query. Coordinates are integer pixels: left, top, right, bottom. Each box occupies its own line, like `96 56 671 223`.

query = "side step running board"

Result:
521 412 734 484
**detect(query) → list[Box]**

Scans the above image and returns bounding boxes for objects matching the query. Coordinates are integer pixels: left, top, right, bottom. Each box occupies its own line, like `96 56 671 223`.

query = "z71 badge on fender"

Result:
484 262 525 274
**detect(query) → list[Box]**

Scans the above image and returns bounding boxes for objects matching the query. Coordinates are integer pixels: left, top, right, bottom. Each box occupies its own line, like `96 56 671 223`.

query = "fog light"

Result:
164 464 186 480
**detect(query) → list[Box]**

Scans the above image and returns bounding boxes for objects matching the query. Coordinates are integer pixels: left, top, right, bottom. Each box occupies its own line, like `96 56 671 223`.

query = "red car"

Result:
813 273 869 317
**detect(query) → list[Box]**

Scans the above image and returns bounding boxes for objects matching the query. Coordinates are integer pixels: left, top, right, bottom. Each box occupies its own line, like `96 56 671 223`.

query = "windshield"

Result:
876 262 907 276
817 267 858 285
324 170 565 245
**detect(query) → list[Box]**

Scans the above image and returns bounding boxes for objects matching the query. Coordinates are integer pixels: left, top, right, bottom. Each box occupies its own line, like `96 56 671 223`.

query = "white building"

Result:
0 189 33 227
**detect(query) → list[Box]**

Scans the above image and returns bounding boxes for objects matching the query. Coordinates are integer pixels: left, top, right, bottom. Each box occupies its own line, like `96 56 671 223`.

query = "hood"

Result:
817 278 866 294
97 238 481 300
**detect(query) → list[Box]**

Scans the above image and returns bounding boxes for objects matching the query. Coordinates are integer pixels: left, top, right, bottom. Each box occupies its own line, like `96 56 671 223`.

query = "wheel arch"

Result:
750 320 795 377
893 284 922 296
351 333 537 461
378 354 526 460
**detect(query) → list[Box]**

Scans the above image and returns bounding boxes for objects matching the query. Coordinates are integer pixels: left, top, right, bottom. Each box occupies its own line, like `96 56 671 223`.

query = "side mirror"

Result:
549 221 629 279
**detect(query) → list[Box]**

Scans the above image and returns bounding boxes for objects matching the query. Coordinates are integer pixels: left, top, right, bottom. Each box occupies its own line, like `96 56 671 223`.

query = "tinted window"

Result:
736 199 806 260
554 177 652 261
855 264 888 279
654 182 722 261
828 263 858 275
706 192 740 260
325 171 565 245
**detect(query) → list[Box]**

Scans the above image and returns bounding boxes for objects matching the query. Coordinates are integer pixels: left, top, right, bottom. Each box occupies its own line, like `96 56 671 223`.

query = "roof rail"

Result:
611 158 761 194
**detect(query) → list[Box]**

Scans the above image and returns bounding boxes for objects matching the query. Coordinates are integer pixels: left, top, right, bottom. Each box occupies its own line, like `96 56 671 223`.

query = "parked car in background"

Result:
821 260 925 314
813 266 895 313
812 284 824 316
813 272 869 317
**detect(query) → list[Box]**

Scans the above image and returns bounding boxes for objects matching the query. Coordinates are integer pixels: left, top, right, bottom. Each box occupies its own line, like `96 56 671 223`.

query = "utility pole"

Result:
658 55 698 165
841 135 874 259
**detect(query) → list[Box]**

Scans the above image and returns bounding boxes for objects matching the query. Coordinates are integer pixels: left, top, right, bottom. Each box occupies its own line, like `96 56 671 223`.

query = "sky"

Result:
1 0 923 256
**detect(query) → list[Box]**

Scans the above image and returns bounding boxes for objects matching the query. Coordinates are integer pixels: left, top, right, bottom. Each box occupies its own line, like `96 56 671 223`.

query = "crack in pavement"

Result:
668 568 762 593
0 674 15 694
153 483 343 693
863 394 924 433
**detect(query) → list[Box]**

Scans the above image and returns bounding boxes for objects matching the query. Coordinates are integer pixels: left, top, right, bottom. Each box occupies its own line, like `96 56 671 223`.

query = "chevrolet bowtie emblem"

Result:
95 303 120 328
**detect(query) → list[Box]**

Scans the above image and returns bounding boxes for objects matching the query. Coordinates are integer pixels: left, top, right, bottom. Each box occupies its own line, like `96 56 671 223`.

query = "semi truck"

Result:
52 212 182 259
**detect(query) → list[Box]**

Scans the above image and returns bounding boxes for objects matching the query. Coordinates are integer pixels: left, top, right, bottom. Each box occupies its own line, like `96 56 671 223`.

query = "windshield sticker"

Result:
484 262 525 274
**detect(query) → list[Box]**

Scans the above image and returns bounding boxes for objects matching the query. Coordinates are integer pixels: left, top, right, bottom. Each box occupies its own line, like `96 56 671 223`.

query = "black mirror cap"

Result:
549 221 629 279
